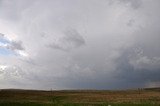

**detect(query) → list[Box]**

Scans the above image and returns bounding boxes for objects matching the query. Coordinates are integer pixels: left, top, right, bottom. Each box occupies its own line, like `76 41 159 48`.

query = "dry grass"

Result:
0 88 160 105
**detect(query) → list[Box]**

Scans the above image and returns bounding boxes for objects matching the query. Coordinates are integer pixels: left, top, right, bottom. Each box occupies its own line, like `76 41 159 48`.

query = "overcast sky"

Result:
0 0 160 90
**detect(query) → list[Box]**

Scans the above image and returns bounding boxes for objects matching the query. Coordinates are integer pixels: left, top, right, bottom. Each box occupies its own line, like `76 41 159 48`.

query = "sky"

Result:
0 0 160 90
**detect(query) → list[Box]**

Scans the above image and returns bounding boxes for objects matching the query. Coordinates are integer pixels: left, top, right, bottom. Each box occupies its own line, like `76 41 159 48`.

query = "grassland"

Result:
0 88 160 106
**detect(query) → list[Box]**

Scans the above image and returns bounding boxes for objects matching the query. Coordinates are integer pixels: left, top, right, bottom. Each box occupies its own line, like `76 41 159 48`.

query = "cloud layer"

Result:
48 29 85 51
0 0 160 90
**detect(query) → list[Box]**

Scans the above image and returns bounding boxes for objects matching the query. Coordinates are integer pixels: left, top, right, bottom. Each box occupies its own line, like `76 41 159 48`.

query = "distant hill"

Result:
144 87 160 91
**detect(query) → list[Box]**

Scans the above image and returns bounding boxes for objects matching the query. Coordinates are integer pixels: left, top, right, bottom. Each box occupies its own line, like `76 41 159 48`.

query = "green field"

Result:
0 88 160 106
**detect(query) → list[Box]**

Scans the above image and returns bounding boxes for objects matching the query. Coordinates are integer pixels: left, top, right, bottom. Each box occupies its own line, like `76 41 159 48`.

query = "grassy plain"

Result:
0 88 160 106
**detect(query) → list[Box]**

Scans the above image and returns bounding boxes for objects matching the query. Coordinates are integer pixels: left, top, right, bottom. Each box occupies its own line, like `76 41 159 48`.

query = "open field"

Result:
0 88 160 106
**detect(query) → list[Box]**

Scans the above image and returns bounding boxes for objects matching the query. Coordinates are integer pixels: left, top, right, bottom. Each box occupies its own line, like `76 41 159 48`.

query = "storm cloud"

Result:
0 0 160 90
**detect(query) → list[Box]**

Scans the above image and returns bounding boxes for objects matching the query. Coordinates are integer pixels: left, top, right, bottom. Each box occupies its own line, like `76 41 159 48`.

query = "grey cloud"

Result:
0 0 160 90
127 19 135 27
0 33 24 50
48 29 85 51
119 0 142 9
0 33 4 37
73 51 159 89
0 37 24 51
115 55 160 89
0 71 3 74
0 34 25 56
0 0 34 21
0 64 29 88
61 48 160 89
0 68 4 74
0 65 25 80
7 41 24 51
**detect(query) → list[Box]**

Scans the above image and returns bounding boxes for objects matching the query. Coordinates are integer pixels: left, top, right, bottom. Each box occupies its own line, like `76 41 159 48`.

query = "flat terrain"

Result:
0 88 160 106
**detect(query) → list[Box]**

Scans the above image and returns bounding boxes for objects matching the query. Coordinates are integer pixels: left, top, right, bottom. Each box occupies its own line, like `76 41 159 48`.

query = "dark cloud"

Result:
52 47 160 90
7 41 24 51
127 19 135 27
0 33 4 37
119 0 142 9
114 49 160 88
48 29 85 51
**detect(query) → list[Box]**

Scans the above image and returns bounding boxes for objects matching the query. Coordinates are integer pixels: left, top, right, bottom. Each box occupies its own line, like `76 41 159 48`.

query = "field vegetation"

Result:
0 88 160 106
